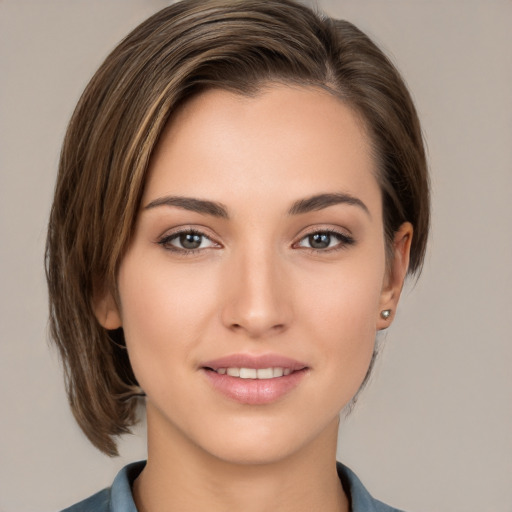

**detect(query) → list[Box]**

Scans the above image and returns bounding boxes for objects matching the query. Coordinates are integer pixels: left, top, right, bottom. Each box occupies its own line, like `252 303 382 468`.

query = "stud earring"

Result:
380 309 391 320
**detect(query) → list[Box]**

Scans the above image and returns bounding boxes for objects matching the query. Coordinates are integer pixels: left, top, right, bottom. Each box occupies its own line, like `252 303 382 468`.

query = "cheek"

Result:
115 251 218 388
294 252 385 395
297 251 384 334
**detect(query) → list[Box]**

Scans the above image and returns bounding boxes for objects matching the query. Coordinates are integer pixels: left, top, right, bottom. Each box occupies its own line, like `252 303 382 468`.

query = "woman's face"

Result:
98 84 411 464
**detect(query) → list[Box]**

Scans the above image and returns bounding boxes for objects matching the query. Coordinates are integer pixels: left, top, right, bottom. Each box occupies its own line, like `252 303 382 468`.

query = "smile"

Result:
201 354 308 405
213 367 292 379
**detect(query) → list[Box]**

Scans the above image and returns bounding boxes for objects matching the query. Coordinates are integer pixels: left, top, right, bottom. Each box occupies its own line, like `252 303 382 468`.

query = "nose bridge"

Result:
221 238 290 337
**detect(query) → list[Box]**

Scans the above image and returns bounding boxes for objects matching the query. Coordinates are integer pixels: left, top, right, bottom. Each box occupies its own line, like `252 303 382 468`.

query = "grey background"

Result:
1 1 511 511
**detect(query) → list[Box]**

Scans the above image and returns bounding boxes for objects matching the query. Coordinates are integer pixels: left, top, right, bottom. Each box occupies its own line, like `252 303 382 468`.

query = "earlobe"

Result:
377 222 413 330
92 286 122 330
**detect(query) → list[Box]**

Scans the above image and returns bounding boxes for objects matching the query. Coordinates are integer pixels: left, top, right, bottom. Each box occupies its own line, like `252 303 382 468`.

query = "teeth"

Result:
240 368 257 379
216 367 293 379
257 368 273 379
273 367 283 377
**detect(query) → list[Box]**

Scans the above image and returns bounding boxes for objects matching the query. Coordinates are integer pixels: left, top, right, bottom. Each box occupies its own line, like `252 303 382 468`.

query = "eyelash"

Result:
157 228 355 256
157 228 218 256
294 228 355 253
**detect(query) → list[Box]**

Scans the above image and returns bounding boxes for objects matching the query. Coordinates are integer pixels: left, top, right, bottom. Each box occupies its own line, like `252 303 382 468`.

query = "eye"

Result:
158 229 218 252
296 230 354 251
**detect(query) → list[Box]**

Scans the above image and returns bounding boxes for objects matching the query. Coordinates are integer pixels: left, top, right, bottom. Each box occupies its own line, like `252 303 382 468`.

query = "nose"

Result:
220 245 292 339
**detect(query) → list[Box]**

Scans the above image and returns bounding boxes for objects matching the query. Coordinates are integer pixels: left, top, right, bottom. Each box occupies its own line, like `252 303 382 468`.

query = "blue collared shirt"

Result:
61 461 406 512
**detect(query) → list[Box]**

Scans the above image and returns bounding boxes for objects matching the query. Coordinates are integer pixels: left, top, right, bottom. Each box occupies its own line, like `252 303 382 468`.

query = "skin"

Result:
95 84 412 512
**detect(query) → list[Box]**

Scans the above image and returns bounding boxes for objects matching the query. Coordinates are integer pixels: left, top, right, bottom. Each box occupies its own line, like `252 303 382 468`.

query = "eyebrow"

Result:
144 192 370 219
288 193 370 217
144 196 229 218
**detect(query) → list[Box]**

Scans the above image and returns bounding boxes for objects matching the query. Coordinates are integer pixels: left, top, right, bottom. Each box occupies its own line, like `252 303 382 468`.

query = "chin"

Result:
186 411 340 468
206 435 299 466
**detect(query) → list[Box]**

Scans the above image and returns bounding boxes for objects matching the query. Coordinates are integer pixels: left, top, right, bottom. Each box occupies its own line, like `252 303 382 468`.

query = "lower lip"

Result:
203 369 308 405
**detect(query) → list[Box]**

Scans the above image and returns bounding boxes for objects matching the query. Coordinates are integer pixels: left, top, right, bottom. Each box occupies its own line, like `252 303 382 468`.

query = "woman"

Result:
46 0 429 511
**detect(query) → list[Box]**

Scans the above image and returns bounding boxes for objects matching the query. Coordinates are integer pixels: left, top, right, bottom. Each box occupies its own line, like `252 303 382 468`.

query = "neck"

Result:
133 408 348 512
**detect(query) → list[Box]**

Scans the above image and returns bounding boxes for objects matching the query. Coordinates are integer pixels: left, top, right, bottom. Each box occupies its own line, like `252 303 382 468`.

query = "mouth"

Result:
201 354 309 405
205 367 295 379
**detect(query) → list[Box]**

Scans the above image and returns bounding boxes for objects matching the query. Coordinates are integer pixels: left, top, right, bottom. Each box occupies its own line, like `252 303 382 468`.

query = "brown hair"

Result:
46 0 429 456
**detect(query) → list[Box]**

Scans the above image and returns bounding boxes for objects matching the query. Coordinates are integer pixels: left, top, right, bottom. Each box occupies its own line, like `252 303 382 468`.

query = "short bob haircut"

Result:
46 0 429 456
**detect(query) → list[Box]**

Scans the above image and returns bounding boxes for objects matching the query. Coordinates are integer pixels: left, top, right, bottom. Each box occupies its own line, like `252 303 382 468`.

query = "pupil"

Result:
310 233 330 249
180 233 202 249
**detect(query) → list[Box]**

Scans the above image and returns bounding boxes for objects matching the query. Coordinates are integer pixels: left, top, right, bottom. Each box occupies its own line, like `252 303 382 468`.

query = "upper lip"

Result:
201 353 308 371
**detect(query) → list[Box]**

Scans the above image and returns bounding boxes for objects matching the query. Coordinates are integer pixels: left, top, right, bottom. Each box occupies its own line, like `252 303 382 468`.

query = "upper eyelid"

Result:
161 230 214 242
294 225 354 240
158 225 219 241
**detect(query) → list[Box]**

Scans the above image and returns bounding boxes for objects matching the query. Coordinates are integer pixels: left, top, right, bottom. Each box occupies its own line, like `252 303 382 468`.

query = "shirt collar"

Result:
109 460 400 512
110 461 145 512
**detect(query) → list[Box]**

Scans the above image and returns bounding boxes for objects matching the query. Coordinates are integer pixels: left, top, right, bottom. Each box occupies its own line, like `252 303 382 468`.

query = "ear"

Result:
377 222 413 330
92 285 122 330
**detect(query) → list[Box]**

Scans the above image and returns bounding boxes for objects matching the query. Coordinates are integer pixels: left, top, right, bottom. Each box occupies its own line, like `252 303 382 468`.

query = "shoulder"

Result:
337 462 408 512
59 461 145 512
60 488 110 512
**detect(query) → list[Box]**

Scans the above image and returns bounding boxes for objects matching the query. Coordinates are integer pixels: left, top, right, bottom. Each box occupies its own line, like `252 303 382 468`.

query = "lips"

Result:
201 354 308 405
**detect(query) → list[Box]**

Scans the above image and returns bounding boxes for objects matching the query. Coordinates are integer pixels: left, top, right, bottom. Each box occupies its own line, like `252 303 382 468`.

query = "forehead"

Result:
144 84 380 215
